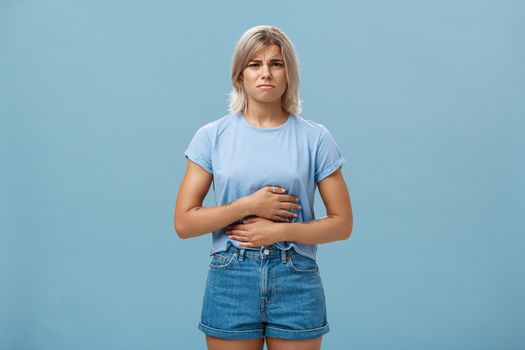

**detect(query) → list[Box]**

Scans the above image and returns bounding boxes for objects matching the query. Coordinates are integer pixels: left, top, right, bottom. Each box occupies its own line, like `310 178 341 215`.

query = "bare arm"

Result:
174 159 300 239
174 160 251 239
275 168 353 244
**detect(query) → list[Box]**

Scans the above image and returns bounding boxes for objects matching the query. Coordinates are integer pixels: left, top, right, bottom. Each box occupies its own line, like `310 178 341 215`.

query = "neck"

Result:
243 100 288 127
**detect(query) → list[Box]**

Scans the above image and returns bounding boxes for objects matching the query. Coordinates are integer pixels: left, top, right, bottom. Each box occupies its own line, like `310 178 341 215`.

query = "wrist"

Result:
238 196 253 217
274 221 289 242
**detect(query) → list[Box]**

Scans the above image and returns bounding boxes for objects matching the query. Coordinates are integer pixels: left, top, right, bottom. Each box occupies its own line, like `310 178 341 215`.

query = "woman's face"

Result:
240 44 287 107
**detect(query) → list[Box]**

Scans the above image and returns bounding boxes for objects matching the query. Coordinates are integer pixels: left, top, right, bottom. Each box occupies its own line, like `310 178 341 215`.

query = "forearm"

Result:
177 197 251 239
276 215 352 244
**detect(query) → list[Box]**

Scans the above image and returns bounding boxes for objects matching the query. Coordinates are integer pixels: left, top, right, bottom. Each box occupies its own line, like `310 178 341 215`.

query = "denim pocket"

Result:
287 252 319 274
209 251 237 270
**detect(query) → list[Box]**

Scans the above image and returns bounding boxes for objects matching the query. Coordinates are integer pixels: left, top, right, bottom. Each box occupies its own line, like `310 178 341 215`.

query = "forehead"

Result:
250 44 283 60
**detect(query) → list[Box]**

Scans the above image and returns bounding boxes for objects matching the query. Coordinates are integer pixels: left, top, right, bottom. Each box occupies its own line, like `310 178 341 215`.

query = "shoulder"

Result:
293 114 330 141
192 112 236 137
197 113 232 129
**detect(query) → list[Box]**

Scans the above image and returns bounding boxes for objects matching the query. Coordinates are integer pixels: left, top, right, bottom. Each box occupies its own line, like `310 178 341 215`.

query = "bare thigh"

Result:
266 336 323 350
205 335 265 350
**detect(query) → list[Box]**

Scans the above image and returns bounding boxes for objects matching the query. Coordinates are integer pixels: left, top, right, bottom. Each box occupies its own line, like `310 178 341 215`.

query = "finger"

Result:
227 229 247 237
244 217 263 224
282 202 302 211
238 241 254 247
229 235 248 242
227 229 245 236
229 224 248 232
279 195 300 203
278 210 298 219
273 215 290 222
267 186 284 193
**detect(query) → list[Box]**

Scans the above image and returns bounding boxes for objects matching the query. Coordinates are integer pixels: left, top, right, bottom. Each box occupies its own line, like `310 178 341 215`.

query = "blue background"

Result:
1 0 523 349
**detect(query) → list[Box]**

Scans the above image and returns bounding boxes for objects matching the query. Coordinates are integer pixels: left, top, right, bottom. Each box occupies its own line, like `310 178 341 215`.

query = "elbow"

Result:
175 204 199 239
344 224 353 239
174 218 189 239
175 206 202 239
342 217 353 240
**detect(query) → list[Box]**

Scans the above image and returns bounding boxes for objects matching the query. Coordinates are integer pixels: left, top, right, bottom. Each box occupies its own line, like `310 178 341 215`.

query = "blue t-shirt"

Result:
183 111 346 260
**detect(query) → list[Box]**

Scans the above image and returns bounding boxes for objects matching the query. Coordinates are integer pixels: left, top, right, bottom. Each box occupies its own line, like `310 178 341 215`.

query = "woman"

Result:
175 25 353 350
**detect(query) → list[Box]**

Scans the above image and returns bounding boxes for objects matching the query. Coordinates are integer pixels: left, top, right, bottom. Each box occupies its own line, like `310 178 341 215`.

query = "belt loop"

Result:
281 249 287 264
239 248 245 261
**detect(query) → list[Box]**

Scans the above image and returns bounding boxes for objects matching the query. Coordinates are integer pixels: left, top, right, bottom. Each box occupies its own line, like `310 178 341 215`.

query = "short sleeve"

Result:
184 125 213 174
314 125 346 183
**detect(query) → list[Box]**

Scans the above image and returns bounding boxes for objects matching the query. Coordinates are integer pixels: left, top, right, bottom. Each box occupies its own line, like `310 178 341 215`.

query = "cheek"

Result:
243 70 257 81
278 74 288 88
277 71 287 84
243 76 258 90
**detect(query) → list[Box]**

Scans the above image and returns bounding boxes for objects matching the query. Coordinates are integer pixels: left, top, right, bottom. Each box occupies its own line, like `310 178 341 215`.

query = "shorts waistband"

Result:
226 243 292 263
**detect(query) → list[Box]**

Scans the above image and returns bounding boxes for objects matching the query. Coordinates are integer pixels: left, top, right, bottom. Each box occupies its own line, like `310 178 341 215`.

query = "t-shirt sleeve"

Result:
184 125 213 174
314 125 346 183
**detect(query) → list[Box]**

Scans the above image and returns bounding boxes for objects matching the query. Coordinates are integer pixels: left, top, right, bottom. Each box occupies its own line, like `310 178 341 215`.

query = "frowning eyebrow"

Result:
249 58 284 62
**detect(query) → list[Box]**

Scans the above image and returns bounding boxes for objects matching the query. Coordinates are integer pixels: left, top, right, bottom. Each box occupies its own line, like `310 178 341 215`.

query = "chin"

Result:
258 98 282 104
259 93 283 101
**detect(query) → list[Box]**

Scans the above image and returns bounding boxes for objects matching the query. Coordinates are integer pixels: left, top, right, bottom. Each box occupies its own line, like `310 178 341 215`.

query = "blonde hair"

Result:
228 25 302 116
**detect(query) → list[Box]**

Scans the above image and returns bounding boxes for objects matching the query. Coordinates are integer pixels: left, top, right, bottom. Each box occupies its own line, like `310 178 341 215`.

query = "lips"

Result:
257 84 274 88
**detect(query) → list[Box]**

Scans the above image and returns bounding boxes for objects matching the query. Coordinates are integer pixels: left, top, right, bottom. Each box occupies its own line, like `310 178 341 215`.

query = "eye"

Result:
272 62 283 67
248 63 259 67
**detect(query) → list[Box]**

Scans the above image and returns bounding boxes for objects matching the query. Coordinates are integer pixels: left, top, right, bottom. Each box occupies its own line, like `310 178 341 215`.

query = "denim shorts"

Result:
198 243 330 339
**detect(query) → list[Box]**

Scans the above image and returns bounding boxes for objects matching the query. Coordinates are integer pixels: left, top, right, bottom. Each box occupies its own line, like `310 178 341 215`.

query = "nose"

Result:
261 63 272 79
